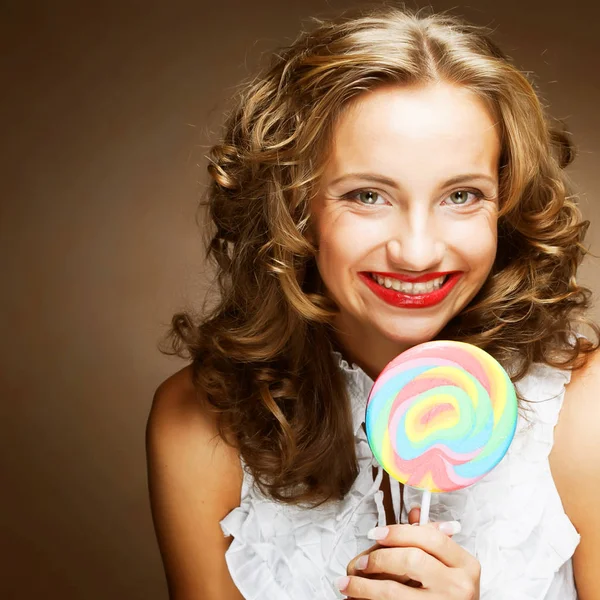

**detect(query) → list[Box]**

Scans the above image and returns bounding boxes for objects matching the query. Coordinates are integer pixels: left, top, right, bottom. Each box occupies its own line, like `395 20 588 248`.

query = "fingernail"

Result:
355 555 368 570
367 526 389 540
335 576 350 591
438 521 462 535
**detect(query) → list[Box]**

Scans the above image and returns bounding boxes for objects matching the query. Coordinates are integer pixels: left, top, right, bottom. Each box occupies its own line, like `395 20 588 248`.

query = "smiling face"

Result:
309 82 501 379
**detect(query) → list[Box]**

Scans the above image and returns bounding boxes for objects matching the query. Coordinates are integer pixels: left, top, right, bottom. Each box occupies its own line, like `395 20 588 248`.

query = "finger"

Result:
347 543 380 576
408 507 420 524
354 546 447 589
348 546 414 585
408 506 460 537
367 524 470 569
349 569 414 586
337 575 422 600
346 544 414 580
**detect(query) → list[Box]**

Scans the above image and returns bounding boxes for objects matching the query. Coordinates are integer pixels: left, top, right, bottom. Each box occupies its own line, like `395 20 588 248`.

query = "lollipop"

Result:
365 340 518 524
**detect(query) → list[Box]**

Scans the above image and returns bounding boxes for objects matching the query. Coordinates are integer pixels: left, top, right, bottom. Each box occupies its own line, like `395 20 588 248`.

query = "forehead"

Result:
324 83 501 182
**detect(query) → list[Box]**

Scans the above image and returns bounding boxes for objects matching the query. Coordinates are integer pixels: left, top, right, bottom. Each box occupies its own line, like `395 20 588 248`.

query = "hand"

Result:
340 508 480 599
345 509 449 589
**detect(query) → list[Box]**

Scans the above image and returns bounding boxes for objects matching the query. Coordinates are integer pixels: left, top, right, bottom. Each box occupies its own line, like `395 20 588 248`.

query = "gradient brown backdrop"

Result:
1 1 598 598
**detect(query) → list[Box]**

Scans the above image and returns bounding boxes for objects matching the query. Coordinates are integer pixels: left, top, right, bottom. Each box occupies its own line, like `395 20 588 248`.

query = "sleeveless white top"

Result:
220 352 580 599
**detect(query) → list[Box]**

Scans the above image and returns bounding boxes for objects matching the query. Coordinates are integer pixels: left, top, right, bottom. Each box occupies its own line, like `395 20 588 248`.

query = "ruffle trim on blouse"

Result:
220 459 383 600
402 362 579 599
220 352 380 599
220 352 580 600
331 350 374 434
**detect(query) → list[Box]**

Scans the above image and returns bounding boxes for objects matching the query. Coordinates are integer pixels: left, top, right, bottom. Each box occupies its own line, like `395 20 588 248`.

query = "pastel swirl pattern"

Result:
365 341 518 493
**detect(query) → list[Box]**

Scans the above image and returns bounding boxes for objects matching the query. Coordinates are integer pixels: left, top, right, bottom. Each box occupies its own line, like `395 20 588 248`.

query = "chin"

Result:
379 314 446 338
378 328 439 349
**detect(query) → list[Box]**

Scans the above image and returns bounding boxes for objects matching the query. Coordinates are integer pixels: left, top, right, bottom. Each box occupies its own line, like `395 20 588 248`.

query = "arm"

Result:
551 348 600 600
145 365 245 600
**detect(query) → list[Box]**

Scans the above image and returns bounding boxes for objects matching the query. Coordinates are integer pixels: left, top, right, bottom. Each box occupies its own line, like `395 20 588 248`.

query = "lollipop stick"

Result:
419 490 431 526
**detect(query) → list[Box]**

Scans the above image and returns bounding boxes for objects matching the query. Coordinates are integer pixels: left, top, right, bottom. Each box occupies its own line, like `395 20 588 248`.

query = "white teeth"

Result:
371 273 447 294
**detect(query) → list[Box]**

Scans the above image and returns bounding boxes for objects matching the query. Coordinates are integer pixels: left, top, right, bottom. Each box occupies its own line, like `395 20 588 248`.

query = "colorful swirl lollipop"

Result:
365 340 518 520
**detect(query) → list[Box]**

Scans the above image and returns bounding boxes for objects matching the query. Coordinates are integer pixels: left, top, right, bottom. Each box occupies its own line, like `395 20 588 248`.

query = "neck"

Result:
329 318 411 381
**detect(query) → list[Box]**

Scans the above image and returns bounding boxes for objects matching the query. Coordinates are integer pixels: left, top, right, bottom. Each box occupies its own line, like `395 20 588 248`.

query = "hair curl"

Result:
163 5 599 505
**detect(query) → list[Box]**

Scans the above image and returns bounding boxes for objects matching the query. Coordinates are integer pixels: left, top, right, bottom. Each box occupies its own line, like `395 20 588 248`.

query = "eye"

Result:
445 189 484 206
343 189 386 206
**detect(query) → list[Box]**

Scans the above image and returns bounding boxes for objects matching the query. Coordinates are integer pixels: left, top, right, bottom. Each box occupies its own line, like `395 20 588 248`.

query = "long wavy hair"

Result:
163 5 599 505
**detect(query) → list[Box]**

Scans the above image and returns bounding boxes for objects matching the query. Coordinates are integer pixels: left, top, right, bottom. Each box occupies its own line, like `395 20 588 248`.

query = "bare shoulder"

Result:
146 365 244 600
147 364 243 501
551 348 600 600
552 348 600 484
149 364 214 432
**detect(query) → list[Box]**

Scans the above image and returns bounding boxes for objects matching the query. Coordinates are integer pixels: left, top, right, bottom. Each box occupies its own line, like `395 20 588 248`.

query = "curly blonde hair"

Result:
164 5 599 505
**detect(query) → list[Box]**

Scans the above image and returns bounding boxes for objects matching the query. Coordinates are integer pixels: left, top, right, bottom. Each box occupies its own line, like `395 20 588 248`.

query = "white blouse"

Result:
220 351 580 599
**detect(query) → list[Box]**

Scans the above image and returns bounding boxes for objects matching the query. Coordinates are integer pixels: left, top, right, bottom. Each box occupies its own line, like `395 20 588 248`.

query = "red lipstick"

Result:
359 271 461 308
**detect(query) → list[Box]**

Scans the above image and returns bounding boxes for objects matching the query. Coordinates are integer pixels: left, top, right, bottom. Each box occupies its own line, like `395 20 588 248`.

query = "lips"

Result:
359 271 462 308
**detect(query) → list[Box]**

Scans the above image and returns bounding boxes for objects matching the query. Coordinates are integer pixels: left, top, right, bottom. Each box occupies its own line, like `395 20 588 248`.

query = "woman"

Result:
146 6 600 599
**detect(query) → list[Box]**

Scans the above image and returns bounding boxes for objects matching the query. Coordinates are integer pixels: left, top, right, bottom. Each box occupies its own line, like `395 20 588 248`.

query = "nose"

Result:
386 209 445 272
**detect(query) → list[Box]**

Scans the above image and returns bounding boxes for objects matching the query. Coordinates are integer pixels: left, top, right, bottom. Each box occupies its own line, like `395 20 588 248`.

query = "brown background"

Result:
1 0 598 598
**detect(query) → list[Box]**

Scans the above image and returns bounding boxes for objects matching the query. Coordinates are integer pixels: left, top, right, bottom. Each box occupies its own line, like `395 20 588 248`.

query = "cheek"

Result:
452 220 497 271
317 232 360 278
315 232 373 299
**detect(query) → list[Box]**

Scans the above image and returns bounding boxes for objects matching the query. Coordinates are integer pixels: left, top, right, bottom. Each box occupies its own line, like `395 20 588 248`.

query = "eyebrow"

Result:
329 172 497 189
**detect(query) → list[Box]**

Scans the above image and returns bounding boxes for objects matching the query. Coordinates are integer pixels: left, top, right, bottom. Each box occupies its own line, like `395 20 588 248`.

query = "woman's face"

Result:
310 82 501 377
